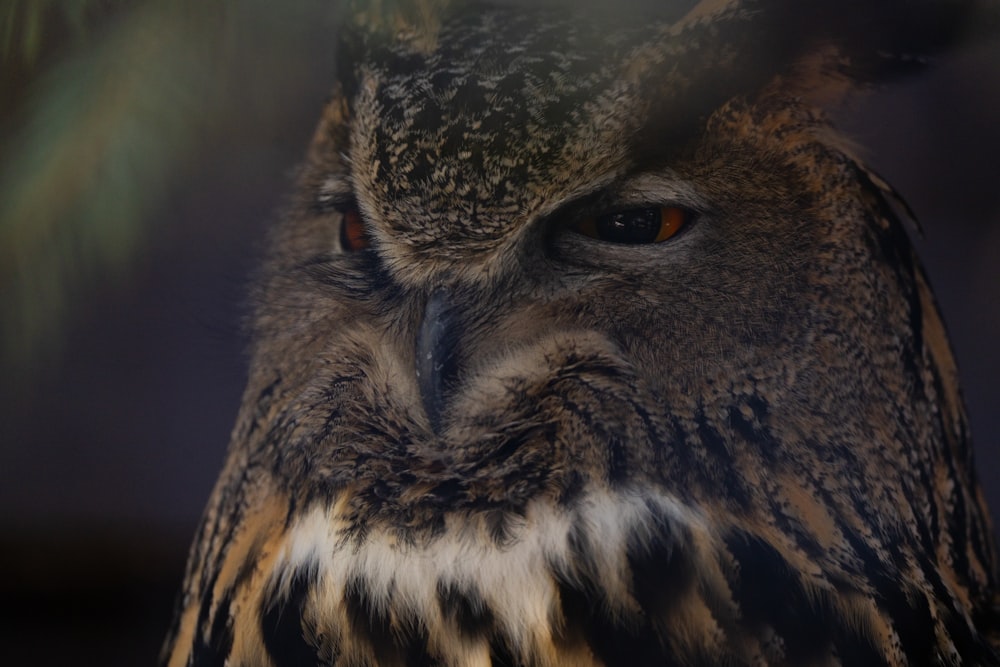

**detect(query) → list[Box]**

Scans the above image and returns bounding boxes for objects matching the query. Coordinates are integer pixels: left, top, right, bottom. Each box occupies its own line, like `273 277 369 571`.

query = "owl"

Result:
162 0 1000 665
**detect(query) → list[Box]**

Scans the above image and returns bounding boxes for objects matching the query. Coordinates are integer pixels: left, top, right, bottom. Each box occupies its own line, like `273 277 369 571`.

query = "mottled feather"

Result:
163 1 1000 665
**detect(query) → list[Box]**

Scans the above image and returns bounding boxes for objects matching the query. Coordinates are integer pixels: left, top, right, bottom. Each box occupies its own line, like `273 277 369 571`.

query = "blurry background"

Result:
0 1 997 665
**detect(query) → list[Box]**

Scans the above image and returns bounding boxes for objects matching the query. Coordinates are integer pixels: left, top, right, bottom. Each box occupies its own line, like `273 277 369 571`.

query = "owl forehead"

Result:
348 11 659 253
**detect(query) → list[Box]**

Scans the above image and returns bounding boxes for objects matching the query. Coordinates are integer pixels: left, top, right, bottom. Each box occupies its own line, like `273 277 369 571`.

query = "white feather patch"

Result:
269 485 710 664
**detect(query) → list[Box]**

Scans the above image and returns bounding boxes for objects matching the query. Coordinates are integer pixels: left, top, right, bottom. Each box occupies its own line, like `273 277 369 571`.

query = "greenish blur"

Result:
0 0 339 378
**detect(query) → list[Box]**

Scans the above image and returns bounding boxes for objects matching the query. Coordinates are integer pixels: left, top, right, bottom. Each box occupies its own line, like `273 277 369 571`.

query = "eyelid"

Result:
330 196 358 214
553 174 706 223
619 174 705 209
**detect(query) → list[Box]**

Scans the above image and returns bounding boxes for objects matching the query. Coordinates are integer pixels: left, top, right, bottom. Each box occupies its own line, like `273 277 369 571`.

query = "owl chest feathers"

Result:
264 489 700 666
197 478 976 667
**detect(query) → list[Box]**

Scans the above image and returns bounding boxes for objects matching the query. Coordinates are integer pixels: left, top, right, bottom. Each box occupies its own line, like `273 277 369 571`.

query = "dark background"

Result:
0 4 997 665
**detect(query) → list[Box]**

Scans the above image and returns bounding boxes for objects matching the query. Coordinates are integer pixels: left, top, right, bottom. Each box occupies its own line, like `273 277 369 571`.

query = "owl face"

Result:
264 7 920 529
163 3 999 665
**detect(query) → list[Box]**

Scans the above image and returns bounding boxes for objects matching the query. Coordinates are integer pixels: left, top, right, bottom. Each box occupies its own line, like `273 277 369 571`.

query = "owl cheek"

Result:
442 330 657 485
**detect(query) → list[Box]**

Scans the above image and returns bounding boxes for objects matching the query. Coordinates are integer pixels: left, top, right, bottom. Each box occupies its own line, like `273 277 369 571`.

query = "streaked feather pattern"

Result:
163 1 1000 665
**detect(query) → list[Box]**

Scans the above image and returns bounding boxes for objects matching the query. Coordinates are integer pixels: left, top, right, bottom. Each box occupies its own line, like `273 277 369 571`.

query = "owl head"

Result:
163 2 1000 665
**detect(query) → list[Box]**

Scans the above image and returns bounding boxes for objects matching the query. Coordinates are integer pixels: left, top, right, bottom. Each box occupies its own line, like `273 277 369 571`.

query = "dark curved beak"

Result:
415 289 462 433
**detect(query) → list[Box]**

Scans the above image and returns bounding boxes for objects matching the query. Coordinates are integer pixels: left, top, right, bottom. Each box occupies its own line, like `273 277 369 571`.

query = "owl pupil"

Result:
596 208 662 243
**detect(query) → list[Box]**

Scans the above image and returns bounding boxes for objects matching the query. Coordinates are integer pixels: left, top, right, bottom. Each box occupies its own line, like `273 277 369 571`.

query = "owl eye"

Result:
339 207 371 252
571 206 689 244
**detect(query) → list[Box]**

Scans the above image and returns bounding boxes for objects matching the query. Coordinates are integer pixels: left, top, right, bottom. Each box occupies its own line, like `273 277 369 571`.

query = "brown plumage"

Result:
162 1 1000 665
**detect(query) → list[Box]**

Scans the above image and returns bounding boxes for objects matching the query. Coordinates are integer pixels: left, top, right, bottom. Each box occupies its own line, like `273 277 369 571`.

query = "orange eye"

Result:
339 208 371 252
572 206 689 244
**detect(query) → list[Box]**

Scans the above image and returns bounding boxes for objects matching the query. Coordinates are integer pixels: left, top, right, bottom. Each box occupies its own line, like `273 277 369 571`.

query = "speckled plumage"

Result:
163 1 1000 665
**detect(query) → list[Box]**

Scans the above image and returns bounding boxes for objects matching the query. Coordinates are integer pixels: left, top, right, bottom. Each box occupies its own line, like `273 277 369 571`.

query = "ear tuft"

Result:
669 0 1000 106
781 0 999 98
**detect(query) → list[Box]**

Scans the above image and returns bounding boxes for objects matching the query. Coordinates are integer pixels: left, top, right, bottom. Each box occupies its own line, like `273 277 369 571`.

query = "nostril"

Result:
415 289 462 433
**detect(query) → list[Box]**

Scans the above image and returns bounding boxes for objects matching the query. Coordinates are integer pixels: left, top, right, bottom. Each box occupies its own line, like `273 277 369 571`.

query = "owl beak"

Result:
415 289 461 433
